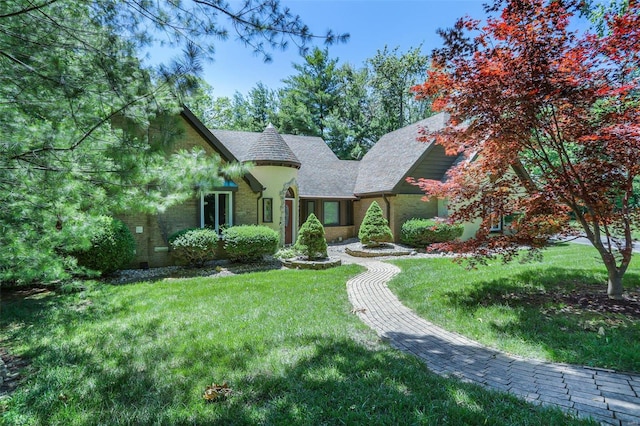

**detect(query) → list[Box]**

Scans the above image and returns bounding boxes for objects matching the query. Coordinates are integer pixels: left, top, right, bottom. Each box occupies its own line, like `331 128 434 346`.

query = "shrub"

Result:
169 228 219 267
400 218 464 247
358 201 393 247
274 247 298 260
223 225 279 262
73 216 136 274
295 214 327 260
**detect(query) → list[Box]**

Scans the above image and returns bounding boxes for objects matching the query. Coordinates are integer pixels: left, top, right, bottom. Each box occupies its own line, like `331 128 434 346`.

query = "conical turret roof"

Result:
244 123 301 168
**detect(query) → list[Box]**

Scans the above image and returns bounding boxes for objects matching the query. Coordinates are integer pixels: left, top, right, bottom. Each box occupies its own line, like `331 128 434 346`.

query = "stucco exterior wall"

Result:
249 165 298 244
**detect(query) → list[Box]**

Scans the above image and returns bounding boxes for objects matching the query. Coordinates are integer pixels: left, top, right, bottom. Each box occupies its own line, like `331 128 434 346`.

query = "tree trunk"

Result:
607 267 624 300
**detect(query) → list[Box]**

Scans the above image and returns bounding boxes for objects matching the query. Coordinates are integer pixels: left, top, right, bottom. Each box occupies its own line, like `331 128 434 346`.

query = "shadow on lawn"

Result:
0 301 583 425
441 266 640 371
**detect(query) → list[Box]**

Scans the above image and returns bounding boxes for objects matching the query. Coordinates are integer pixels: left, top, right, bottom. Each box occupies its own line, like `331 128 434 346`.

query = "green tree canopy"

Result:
0 0 347 285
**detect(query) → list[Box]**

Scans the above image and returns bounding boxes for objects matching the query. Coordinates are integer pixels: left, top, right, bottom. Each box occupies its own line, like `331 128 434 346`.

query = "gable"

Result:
393 144 461 194
354 113 450 196
180 108 263 192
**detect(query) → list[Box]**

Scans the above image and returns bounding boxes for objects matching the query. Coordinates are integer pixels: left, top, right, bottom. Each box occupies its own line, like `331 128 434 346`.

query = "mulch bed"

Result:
489 285 640 320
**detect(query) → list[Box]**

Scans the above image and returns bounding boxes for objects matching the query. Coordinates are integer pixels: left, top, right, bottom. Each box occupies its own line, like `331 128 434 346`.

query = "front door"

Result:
285 199 293 245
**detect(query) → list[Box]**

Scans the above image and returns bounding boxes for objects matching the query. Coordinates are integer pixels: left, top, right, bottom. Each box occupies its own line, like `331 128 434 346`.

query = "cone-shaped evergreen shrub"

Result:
295 213 328 260
358 201 393 247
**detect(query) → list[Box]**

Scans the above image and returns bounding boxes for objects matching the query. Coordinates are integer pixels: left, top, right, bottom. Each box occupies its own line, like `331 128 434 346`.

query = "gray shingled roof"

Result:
354 113 449 195
211 129 358 198
244 124 301 168
284 135 359 199
210 112 450 199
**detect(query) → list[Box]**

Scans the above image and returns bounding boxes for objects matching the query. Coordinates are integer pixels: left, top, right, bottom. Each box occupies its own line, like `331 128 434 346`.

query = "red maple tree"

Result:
409 0 640 299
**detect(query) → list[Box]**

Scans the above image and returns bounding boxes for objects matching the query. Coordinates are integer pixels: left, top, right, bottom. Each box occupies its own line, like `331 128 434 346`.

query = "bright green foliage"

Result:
295 214 328 260
73 217 135 274
223 225 279 262
0 0 342 285
400 218 464 248
366 45 432 135
358 202 393 247
0 265 585 425
278 47 343 139
168 228 219 267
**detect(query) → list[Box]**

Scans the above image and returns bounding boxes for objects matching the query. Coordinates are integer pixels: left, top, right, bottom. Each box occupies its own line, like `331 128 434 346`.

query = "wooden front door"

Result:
285 199 293 245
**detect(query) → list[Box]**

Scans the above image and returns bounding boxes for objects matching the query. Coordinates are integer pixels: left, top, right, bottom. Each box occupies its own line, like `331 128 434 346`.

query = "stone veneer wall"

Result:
118 115 260 268
354 195 438 243
324 225 356 243
390 194 438 240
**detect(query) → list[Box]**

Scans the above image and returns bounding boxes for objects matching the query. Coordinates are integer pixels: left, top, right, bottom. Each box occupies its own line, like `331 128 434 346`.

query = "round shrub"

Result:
295 213 327 260
358 201 393 247
223 225 279 262
169 228 219 267
73 216 135 274
400 218 464 248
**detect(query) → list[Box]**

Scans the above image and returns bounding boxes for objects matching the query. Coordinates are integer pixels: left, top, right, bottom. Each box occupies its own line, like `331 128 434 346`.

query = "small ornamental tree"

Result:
295 213 328 260
409 0 640 299
358 201 393 247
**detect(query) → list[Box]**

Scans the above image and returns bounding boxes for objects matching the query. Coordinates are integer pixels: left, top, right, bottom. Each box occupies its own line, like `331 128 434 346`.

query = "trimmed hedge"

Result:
358 201 393 247
73 216 135 274
223 225 279 262
169 228 219 267
400 218 463 248
295 213 327 260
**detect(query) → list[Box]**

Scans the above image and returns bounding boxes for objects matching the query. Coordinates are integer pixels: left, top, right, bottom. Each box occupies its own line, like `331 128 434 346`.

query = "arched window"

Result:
285 187 295 198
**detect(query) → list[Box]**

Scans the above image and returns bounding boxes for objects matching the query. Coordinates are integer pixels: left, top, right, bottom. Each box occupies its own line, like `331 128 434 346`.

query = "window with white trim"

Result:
201 191 233 233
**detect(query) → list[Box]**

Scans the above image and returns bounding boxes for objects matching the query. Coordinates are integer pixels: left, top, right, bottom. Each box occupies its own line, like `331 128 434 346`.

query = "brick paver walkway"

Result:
343 256 640 425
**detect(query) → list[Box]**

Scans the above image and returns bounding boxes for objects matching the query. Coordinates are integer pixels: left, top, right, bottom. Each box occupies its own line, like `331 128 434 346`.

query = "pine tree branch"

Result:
0 0 61 19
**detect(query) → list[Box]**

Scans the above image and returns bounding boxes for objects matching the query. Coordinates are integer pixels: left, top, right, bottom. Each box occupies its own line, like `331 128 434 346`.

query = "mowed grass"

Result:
0 265 592 425
389 244 640 372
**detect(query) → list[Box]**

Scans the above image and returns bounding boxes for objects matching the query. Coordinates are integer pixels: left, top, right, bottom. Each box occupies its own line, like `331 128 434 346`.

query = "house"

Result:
120 107 462 268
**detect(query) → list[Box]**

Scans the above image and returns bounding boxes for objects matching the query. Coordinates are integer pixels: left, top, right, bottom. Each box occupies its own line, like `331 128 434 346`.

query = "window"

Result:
489 214 503 232
306 201 316 219
201 192 233 233
486 199 502 232
263 198 273 223
323 201 340 226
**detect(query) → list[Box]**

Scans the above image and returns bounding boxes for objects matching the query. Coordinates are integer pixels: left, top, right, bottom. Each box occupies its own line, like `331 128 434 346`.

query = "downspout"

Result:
383 193 392 240
382 193 391 222
256 188 265 223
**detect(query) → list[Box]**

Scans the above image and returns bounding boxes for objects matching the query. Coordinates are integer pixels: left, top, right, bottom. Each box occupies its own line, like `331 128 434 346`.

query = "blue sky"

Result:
144 0 487 98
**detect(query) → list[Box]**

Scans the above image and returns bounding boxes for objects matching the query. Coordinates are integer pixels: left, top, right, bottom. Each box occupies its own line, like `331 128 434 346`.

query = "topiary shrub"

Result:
73 216 136 274
223 225 279 262
295 213 328 260
400 218 464 248
358 201 393 247
169 228 219 267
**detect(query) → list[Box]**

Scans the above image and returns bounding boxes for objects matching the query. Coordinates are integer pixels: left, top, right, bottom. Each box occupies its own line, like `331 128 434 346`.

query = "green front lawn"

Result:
389 244 640 372
0 266 590 425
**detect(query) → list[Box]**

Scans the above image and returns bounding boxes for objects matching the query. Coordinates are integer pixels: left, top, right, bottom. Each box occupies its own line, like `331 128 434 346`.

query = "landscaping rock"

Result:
281 257 341 270
0 357 6 387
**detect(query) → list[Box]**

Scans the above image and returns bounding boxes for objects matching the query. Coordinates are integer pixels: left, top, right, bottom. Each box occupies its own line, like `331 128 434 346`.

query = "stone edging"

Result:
345 247 413 257
281 257 341 270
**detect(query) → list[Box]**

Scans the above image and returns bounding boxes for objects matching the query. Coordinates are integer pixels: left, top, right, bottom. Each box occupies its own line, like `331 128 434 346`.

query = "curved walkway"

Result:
341 255 640 426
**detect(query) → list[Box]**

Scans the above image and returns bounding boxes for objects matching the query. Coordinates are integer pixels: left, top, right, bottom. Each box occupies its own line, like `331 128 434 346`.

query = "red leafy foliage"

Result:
409 0 640 297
